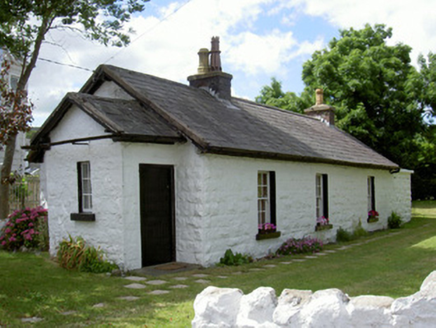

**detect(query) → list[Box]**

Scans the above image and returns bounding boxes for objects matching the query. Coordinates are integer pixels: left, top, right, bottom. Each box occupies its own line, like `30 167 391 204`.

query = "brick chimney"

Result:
188 37 233 100
304 89 336 126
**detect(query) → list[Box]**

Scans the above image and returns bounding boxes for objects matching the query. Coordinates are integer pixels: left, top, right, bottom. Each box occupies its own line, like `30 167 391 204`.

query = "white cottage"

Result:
28 38 411 270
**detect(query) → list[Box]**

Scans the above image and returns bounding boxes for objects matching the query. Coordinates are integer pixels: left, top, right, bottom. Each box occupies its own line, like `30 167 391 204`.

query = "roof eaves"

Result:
204 146 399 170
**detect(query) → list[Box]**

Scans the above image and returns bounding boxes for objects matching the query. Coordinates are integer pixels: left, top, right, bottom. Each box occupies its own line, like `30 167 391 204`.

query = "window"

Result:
10 75 19 91
257 171 276 226
316 174 328 218
368 176 375 211
78 161 92 213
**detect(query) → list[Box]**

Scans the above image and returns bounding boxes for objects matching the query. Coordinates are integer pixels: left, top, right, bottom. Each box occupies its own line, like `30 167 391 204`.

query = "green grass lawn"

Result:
1 200 436 327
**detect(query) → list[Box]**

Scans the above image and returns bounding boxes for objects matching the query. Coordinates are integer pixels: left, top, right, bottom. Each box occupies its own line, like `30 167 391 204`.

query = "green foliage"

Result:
336 227 354 242
255 77 312 113
353 219 368 239
219 249 252 266
336 220 368 242
388 212 403 229
276 237 323 256
57 235 118 273
0 206 48 251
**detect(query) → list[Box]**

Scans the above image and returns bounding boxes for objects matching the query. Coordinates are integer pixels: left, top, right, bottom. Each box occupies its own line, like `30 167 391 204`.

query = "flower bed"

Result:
276 237 323 256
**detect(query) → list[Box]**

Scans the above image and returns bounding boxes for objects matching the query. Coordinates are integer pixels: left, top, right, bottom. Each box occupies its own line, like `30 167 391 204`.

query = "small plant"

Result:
276 237 323 256
367 210 379 223
316 216 329 226
336 227 353 242
57 235 118 273
352 219 368 239
388 212 402 229
0 206 48 251
258 222 277 234
219 249 252 266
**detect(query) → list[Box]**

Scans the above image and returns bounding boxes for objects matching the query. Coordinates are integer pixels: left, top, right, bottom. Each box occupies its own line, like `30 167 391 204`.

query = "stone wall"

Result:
192 270 436 327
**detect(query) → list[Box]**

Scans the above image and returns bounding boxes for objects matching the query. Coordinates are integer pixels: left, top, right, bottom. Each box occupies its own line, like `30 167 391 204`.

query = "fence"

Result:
8 175 41 211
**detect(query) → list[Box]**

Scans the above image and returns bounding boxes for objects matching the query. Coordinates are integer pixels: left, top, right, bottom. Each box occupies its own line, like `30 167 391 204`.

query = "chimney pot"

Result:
316 88 323 105
197 48 210 74
210 36 222 72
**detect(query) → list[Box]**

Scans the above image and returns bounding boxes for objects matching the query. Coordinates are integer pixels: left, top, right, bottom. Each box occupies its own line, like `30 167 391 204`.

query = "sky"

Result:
28 0 436 127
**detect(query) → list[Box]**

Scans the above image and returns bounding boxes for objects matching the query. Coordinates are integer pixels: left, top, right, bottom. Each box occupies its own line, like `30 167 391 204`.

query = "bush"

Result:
57 235 118 273
336 227 353 242
276 237 323 256
388 212 403 229
219 249 252 266
352 220 368 239
0 206 48 251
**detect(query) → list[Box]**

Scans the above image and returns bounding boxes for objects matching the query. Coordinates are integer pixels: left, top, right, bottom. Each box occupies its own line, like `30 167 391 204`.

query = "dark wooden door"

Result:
139 164 175 267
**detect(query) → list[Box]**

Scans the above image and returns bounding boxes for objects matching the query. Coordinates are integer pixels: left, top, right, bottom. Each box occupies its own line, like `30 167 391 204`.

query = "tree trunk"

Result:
0 133 17 220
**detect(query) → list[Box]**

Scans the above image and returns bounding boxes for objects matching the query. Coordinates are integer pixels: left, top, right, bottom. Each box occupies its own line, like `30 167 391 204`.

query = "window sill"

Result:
256 231 281 240
367 217 379 223
315 224 333 232
71 213 95 221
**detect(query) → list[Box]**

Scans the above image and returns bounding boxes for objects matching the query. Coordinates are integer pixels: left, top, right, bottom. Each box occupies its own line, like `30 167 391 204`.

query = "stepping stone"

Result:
93 303 105 308
305 256 318 259
263 264 277 268
337 246 351 250
316 253 328 256
148 290 170 295
170 284 189 289
195 279 211 284
217 276 228 279
21 317 43 323
146 280 167 285
124 283 146 289
61 311 77 316
118 296 140 301
232 271 243 275
280 261 292 264
173 277 188 281
293 259 306 262
124 276 146 281
249 268 265 271
192 274 209 278
324 250 336 253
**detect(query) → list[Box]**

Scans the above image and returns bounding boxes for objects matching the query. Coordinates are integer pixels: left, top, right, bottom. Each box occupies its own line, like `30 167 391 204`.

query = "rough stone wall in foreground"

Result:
192 270 436 327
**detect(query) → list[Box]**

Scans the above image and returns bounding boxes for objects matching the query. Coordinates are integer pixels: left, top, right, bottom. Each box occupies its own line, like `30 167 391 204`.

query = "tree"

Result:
256 78 311 113
0 0 149 220
257 24 426 169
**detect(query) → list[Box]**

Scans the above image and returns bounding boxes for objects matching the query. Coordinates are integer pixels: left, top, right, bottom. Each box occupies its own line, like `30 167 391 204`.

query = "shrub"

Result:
336 227 353 242
57 235 118 273
276 237 323 256
388 212 403 229
352 219 368 239
0 206 48 251
219 249 252 266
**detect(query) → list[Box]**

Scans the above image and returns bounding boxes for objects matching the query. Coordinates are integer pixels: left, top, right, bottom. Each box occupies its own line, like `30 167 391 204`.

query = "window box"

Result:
315 224 333 232
71 213 95 221
256 231 281 240
367 217 379 223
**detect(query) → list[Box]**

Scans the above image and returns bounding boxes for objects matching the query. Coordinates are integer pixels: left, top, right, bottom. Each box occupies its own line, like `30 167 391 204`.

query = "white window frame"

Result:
258 171 270 225
79 161 93 213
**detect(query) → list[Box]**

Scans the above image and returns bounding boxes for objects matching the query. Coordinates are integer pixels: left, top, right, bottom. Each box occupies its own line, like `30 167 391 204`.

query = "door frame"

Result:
139 164 176 266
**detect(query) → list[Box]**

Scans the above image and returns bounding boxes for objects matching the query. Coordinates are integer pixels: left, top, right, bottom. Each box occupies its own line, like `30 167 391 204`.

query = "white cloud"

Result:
293 0 436 63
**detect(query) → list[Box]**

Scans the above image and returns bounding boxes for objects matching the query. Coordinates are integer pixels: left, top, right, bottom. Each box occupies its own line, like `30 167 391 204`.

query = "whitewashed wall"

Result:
197 154 412 266
45 105 126 267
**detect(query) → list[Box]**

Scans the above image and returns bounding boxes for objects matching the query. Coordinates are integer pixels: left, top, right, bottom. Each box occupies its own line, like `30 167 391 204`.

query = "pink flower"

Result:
1 241 6 246
4 228 11 234
28 223 34 227
9 236 16 242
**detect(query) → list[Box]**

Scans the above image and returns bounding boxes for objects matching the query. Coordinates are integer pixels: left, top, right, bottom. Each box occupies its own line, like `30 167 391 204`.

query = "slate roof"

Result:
30 64 398 170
